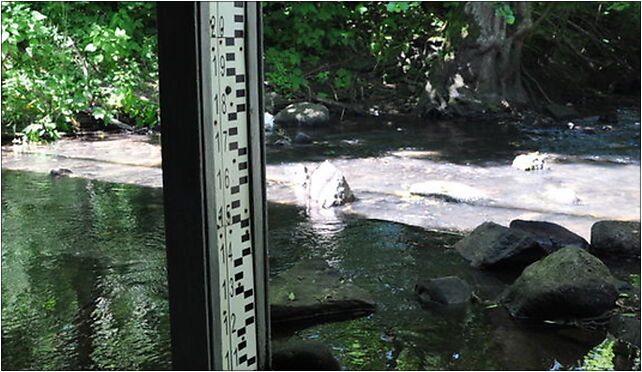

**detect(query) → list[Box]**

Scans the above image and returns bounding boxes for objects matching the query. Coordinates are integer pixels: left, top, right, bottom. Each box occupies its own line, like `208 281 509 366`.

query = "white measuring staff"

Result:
202 2 264 370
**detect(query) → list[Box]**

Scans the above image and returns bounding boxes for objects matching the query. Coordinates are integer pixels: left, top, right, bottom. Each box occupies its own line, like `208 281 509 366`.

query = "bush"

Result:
1 2 159 141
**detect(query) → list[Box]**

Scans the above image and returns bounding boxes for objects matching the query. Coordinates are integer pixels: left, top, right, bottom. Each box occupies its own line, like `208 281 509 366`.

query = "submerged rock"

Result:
49 168 73 176
590 220 641 259
415 276 471 305
270 259 375 328
512 152 547 171
272 341 340 371
501 246 618 319
293 132 312 145
454 222 544 269
509 220 589 254
409 181 488 203
274 102 330 127
542 186 580 205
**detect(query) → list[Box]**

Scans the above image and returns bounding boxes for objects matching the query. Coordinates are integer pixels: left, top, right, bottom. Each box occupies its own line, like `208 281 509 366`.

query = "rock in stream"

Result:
590 220 641 259
454 222 544 269
501 246 618 319
509 219 589 254
274 102 330 127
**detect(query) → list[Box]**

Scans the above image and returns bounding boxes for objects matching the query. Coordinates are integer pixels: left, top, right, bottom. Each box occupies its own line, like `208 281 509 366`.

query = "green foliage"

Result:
629 274 640 289
578 337 615 370
263 2 446 98
493 2 516 24
1 2 158 141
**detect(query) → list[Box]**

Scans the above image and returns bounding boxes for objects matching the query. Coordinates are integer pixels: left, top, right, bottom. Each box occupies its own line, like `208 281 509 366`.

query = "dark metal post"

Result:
157 2 268 370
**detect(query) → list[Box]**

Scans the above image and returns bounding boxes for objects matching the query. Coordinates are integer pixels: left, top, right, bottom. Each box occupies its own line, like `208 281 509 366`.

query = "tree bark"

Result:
419 2 534 118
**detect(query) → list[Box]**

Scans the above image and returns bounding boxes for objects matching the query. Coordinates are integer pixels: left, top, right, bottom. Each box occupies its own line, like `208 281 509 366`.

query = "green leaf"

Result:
287 292 296 301
31 11 47 21
92 107 107 120
114 27 127 37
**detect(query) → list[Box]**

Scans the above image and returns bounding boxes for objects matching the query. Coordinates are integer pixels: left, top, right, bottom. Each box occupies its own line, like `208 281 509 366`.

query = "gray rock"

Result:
509 219 589 254
512 152 547 171
608 314 640 349
273 138 292 147
298 161 355 209
454 222 544 269
590 220 641 259
415 276 471 305
293 132 312 145
545 103 579 120
49 168 73 176
274 102 330 127
272 341 340 370
501 246 618 319
270 259 375 327
265 91 291 114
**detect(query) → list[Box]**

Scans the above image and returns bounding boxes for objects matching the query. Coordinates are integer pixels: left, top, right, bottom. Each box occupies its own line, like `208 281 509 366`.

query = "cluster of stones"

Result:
417 218 639 351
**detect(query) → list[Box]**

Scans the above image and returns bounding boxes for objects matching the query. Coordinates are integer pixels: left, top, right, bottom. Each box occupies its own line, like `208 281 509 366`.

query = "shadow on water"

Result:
266 108 640 166
1 170 170 371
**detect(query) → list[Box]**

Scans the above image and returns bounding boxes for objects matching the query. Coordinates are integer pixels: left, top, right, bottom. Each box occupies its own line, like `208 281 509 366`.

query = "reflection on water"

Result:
1 170 170 370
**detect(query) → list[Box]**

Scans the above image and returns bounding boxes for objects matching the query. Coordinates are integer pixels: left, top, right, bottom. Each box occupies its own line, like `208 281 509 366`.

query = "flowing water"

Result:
1 170 170 370
1 108 640 370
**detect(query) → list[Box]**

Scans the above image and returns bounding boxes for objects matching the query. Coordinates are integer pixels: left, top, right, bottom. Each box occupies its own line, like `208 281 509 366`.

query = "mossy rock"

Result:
501 246 618 319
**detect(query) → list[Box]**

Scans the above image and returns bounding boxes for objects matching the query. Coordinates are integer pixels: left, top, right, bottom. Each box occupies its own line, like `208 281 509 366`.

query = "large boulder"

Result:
454 222 544 269
590 220 641 259
274 102 330 127
501 246 618 319
270 259 375 329
509 220 589 254
415 276 471 305
296 161 355 209
272 341 340 371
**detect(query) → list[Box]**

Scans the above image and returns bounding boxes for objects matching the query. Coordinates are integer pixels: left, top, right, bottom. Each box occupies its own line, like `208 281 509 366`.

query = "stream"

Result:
1 108 640 370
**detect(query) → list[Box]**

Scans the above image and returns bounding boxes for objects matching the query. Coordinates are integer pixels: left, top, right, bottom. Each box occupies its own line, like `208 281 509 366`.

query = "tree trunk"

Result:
419 2 533 118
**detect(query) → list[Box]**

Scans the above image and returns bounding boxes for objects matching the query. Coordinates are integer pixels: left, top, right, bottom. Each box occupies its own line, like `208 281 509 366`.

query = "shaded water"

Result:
1 170 170 370
267 203 626 371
